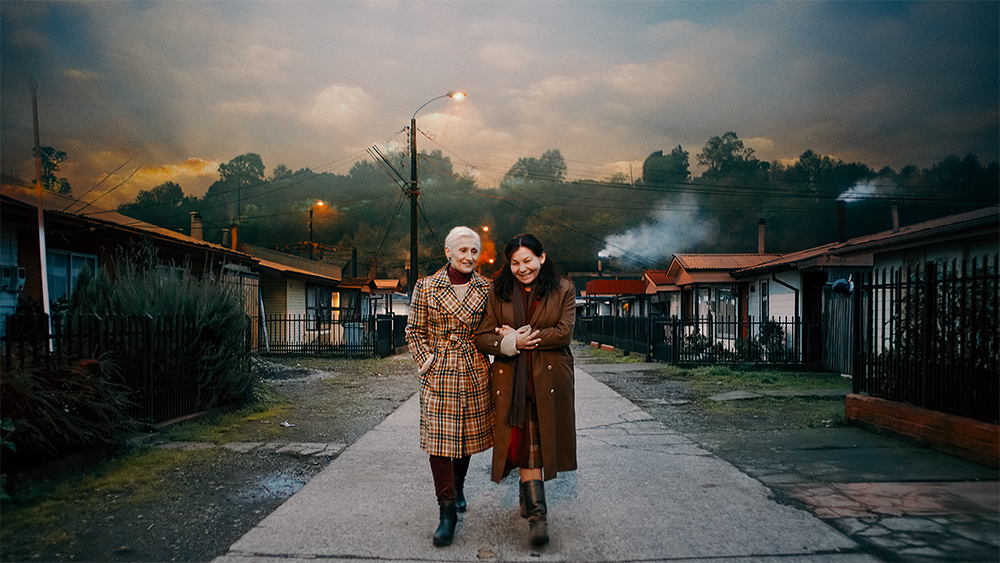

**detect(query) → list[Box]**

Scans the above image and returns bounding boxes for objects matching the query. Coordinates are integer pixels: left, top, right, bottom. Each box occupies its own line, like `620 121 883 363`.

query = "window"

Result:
715 287 736 338
47 250 97 303
759 280 769 320
306 285 332 330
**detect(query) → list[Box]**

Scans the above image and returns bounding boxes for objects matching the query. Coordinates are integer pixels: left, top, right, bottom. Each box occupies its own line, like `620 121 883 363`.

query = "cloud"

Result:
304 84 375 133
475 42 538 71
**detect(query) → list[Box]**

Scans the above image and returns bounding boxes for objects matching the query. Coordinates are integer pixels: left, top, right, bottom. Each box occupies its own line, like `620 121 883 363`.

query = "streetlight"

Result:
408 91 466 291
309 200 325 260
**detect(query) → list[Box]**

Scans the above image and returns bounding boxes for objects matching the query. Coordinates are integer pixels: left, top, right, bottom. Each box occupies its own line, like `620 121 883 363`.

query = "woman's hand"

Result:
513 325 541 350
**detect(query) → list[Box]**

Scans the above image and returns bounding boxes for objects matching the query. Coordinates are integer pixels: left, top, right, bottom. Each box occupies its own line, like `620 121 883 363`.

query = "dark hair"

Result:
493 233 561 301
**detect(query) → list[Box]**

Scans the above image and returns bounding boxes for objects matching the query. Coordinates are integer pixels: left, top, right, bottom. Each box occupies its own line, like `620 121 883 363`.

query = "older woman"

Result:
405 226 494 547
475 233 577 547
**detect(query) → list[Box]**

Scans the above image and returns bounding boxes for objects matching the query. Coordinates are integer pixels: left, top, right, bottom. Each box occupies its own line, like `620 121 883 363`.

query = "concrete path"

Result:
213 366 876 563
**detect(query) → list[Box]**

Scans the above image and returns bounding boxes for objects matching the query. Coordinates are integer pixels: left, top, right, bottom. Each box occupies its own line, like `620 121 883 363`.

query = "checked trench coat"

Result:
406 266 495 458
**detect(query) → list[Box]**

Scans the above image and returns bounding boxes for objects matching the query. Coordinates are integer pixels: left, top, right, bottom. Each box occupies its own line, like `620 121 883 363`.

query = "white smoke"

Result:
599 196 713 262
838 178 898 202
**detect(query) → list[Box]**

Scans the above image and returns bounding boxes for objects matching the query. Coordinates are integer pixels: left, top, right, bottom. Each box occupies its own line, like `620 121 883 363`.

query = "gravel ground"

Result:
1 345 837 563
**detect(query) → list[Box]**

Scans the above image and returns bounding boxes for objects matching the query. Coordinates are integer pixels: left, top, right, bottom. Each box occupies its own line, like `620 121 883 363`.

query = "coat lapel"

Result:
427 267 490 328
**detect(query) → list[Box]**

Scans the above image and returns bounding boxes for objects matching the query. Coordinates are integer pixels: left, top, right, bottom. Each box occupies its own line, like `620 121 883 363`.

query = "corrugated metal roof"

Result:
835 205 998 252
2 182 253 259
674 254 782 270
644 270 672 285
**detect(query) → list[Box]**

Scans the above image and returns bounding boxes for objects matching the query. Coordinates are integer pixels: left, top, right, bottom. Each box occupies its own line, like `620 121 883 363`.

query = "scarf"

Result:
506 283 533 428
446 265 472 285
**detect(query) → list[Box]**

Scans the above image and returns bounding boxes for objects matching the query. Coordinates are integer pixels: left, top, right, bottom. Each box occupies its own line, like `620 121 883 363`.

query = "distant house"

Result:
1 179 258 336
643 269 680 317
583 278 647 316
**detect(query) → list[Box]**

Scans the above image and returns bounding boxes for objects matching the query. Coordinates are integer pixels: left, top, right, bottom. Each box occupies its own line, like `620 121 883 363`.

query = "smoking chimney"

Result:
758 219 766 254
230 223 239 250
836 200 847 243
891 201 900 233
190 212 203 241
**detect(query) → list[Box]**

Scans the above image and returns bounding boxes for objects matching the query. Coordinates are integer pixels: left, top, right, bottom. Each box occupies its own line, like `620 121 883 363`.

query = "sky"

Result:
2 0 998 208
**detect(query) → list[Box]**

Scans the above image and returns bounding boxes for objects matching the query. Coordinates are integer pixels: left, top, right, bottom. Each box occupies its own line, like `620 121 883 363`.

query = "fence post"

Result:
921 261 936 409
143 314 155 419
851 270 863 394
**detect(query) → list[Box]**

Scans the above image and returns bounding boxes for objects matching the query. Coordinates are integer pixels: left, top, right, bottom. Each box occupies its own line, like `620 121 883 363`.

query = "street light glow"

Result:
448 91 466 100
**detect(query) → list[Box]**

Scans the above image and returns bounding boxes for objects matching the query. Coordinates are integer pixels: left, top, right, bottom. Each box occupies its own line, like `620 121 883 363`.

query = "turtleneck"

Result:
447 265 472 285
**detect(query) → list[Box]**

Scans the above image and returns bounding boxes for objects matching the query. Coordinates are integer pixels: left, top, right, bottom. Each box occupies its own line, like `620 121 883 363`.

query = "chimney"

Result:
836 200 847 243
758 219 766 254
190 212 203 241
891 201 900 233
352 247 358 277
230 223 239 250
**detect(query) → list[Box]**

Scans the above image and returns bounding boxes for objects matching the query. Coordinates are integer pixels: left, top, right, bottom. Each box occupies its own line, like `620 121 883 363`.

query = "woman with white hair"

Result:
405 226 494 547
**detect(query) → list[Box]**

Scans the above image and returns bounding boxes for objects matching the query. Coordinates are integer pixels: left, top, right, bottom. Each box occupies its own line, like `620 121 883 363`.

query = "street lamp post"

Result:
408 91 465 292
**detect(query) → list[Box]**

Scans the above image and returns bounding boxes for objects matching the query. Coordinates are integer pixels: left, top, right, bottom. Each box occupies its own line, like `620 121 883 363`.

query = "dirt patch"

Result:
0 355 418 563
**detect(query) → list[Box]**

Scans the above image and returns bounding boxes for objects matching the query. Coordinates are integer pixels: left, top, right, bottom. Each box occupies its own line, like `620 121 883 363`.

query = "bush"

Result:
0 355 136 473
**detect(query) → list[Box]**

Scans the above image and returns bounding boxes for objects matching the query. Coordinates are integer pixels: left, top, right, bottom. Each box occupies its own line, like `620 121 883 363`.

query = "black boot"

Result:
432 500 458 547
518 486 527 518
454 475 467 513
521 480 549 547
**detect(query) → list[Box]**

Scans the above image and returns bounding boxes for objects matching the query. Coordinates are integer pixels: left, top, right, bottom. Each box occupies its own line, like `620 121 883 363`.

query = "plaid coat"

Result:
474 278 577 483
406 266 494 458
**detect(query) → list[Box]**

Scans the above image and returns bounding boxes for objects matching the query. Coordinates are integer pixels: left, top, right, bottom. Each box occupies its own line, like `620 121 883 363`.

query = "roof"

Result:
731 242 872 277
371 279 403 293
1 182 253 261
585 279 647 295
255 258 339 284
833 205 999 256
242 244 341 282
643 270 672 285
673 254 783 271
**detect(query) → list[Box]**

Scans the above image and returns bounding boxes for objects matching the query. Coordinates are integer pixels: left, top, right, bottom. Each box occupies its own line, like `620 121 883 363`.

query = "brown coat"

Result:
475 278 577 482
406 266 494 458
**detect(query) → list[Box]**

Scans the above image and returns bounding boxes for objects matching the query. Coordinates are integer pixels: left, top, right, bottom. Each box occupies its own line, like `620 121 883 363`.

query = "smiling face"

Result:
509 246 545 286
445 236 480 274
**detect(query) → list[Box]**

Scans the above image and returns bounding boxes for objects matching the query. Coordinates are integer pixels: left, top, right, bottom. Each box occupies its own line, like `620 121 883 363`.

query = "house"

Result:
1 178 258 336
583 278 647 316
643 269 680 316
664 253 781 321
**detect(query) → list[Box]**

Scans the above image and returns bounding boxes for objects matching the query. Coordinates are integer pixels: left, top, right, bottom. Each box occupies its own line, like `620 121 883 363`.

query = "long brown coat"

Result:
406 266 494 458
474 278 577 483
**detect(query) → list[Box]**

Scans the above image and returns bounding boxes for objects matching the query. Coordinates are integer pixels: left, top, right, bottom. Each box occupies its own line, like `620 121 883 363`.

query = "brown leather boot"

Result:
520 480 549 546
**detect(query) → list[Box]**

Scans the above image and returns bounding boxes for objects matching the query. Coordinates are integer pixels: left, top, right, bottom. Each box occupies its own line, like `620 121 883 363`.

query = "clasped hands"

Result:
495 324 541 350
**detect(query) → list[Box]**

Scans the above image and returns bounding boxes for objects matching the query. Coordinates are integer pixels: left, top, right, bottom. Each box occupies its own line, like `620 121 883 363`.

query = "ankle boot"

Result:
432 500 458 546
454 476 467 513
521 480 549 547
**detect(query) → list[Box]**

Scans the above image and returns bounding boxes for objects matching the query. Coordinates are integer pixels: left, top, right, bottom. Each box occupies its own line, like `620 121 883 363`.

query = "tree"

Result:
217 153 265 185
642 146 690 186
118 182 194 229
503 149 567 183
35 146 72 195
696 132 762 177
270 163 292 181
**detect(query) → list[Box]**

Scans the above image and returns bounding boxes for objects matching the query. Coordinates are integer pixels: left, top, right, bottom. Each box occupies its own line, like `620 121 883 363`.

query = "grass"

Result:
656 364 851 393
0 447 198 551
161 385 286 443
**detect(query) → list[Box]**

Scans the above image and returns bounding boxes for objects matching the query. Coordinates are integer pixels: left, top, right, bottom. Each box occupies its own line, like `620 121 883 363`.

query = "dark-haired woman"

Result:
406 226 494 547
474 233 577 547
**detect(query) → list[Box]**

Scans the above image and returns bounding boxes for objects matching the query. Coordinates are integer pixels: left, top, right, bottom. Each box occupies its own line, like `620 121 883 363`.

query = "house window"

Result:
715 287 736 338
306 285 332 330
47 250 97 303
759 281 769 320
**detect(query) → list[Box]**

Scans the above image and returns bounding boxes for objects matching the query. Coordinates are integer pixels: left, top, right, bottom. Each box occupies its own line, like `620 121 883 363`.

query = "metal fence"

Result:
577 314 815 364
257 314 408 358
1 312 244 424
854 256 999 423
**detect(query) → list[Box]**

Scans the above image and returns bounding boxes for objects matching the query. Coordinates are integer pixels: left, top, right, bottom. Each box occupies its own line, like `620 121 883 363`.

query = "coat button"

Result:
547 365 552 370
550 389 555 394
496 390 501 395
498 369 504 374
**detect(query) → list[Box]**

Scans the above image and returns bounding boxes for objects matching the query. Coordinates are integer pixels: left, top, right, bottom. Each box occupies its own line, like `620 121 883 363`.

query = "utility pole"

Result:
408 117 419 292
30 81 51 321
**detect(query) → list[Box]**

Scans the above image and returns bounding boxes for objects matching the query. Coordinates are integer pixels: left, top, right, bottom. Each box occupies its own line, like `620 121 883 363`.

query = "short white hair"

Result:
444 226 481 252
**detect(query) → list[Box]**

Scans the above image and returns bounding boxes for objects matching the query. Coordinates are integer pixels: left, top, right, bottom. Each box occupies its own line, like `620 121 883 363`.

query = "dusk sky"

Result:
2 1 997 208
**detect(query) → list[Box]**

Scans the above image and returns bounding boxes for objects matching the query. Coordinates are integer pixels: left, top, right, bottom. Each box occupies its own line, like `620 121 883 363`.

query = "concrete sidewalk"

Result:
213 366 880 563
